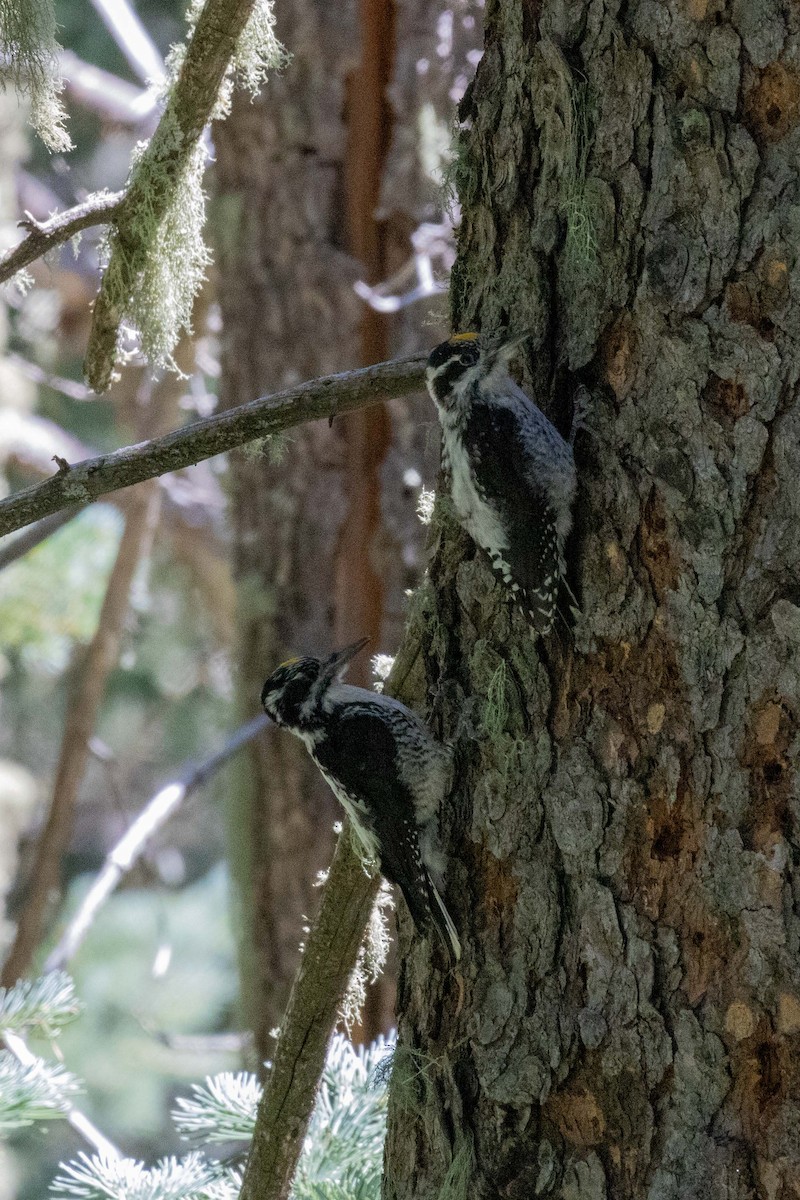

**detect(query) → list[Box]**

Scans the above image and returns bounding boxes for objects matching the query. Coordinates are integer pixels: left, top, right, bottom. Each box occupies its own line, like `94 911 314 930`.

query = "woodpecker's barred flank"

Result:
261 639 461 964
426 331 577 635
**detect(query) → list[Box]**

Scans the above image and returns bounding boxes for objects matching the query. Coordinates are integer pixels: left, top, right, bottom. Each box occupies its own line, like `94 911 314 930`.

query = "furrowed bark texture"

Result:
384 3 800 1198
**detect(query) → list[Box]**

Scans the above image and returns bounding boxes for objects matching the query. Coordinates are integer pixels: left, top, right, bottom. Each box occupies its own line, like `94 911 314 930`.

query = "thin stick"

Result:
0 507 85 571
88 0 165 86
3 1030 121 1159
44 715 270 973
0 192 123 286
0 355 427 539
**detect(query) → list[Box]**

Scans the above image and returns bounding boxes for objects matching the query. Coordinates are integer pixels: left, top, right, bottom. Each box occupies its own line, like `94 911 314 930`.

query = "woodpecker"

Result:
426 331 577 634
261 639 461 963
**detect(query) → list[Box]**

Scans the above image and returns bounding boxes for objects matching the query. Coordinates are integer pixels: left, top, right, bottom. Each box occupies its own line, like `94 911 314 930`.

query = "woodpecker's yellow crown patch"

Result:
451 331 479 343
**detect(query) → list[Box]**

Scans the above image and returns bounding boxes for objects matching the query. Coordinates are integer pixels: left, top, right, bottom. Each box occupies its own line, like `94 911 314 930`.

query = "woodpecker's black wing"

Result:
312 702 460 963
464 400 563 632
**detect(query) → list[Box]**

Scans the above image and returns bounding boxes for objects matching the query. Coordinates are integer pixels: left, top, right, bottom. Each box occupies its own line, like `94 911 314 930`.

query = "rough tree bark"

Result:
384 2 800 1198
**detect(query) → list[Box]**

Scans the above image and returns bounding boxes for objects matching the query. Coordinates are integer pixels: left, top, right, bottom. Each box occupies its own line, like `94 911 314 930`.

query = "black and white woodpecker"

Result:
260 639 461 964
426 331 577 635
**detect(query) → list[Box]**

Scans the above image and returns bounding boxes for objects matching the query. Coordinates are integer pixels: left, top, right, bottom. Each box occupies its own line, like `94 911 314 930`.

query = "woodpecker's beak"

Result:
496 329 532 362
322 637 370 682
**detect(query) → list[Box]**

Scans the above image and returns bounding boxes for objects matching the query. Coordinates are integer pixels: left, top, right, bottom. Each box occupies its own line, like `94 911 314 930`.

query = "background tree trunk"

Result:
214 0 363 1055
214 0 483 1052
384 2 800 1198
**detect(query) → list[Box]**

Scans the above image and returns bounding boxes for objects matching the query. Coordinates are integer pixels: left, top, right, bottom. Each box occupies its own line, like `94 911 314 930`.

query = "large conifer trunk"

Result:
384 2 800 1197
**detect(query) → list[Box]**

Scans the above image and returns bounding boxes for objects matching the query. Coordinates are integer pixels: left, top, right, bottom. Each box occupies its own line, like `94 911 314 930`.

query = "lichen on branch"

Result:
84 0 285 393
0 0 71 151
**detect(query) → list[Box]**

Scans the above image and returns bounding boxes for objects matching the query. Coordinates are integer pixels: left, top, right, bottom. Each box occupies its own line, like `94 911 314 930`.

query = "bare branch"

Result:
59 50 158 126
0 355 427 539
3 1031 121 1158
85 0 265 391
43 715 270 973
6 354 93 402
88 0 165 86
239 636 424 1200
0 483 160 988
0 191 123 287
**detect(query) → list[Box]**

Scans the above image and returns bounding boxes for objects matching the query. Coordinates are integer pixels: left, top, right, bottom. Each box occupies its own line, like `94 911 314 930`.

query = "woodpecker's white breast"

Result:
317 762 381 865
441 421 507 557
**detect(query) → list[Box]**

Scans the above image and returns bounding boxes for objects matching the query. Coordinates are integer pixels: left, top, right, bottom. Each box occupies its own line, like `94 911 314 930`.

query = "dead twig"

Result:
0 192 124 287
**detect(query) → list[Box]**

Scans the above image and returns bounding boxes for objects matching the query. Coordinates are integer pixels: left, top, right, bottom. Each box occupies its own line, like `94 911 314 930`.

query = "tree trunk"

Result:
384 3 800 1198
213 0 362 1055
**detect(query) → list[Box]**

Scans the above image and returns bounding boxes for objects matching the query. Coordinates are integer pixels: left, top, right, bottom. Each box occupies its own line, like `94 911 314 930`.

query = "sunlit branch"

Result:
3 1032 121 1159
88 0 165 86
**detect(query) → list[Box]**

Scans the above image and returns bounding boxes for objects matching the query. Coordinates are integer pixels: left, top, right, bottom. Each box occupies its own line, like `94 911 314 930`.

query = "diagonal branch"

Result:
43 714 270 974
0 355 427 539
88 0 165 87
0 507 85 570
0 192 124 286
2 1031 121 1159
239 634 424 1200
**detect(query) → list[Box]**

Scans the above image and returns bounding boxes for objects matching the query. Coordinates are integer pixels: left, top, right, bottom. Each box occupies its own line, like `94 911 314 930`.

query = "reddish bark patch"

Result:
729 1018 795 1146
703 373 750 428
723 276 777 341
724 278 761 327
600 314 638 401
627 771 701 914
473 844 519 950
544 1085 606 1147
637 489 683 602
738 696 794 857
745 63 800 144
574 620 689 758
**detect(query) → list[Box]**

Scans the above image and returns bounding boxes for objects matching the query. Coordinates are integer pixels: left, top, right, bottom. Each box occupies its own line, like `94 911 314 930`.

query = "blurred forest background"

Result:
0 0 483 1193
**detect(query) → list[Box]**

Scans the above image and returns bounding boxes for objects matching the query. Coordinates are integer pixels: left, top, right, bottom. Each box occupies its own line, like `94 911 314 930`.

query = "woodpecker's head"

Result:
261 639 369 728
425 330 529 410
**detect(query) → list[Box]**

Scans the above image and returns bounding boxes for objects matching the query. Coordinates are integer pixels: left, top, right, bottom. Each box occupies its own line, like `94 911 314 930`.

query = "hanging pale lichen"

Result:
230 0 287 100
0 0 71 152
166 0 286 120
98 137 211 374
84 0 285 390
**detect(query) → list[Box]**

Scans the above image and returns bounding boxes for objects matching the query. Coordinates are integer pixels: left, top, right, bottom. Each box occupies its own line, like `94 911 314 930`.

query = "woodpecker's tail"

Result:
399 875 461 965
426 878 462 965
